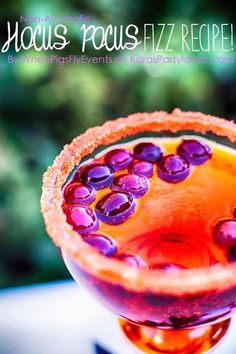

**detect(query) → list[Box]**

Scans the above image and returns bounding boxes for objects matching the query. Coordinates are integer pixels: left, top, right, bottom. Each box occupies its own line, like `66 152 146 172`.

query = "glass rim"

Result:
41 108 236 296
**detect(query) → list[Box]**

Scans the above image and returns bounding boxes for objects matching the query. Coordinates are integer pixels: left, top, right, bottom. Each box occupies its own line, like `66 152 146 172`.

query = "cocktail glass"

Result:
41 109 236 353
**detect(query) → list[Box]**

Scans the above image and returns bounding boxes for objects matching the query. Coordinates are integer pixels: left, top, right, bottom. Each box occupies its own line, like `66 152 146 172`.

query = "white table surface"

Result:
0 281 235 354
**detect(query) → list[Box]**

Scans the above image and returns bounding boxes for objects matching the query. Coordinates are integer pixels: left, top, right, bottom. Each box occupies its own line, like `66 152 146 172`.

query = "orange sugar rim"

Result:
41 109 236 296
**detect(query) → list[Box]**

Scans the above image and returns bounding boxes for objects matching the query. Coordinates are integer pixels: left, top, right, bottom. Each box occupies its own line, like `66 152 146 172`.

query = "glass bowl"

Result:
41 109 236 353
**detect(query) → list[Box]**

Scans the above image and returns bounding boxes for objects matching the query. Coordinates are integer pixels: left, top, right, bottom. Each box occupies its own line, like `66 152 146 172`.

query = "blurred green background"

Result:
0 0 236 288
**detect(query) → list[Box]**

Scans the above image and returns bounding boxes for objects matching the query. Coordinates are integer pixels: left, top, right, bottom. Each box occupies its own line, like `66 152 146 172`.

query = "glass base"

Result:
119 318 231 354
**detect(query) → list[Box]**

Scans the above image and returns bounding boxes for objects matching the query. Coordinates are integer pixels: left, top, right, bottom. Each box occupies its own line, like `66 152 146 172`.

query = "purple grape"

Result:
95 191 135 225
157 154 190 183
177 139 212 165
104 148 133 171
115 253 146 267
213 219 236 247
134 142 162 162
64 182 95 205
112 173 148 198
79 163 114 190
129 160 153 178
82 233 118 256
63 204 99 234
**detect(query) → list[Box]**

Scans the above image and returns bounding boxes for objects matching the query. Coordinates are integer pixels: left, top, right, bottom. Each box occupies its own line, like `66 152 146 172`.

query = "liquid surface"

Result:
63 137 236 270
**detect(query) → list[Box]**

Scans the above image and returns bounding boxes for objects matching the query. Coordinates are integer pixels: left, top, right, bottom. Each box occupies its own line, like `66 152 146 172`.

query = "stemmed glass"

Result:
41 109 236 353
